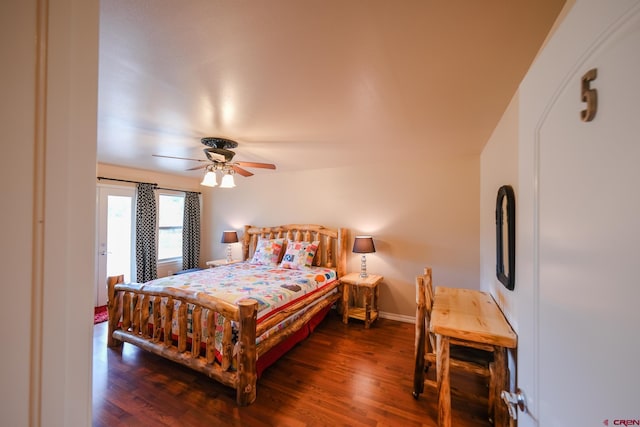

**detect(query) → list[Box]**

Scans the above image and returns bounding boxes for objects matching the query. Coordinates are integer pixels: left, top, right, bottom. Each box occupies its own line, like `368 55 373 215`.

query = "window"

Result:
157 193 184 260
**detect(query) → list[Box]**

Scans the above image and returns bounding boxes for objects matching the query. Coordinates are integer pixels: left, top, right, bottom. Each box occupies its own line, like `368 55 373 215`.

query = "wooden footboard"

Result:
106 224 347 406
107 275 259 405
107 276 341 405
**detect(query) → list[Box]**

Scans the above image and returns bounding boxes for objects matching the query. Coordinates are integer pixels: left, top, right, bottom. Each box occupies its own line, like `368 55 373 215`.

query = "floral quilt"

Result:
140 262 338 366
143 262 337 323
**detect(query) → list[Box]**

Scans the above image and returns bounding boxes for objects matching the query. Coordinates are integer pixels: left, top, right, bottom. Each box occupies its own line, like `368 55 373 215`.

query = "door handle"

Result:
99 250 112 256
501 388 527 420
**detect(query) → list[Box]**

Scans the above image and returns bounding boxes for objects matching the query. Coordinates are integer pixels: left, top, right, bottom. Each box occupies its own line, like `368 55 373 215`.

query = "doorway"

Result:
95 185 135 307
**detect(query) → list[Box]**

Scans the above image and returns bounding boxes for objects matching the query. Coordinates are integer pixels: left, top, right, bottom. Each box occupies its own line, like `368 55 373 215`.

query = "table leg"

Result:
413 310 426 397
374 283 379 313
364 287 372 328
436 334 451 427
492 347 508 427
342 282 350 324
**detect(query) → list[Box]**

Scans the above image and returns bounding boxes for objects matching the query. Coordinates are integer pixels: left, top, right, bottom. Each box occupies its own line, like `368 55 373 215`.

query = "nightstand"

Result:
340 272 383 328
206 259 241 268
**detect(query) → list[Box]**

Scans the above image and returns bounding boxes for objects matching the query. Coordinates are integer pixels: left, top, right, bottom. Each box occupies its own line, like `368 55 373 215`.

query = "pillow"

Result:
279 240 319 270
250 238 284 265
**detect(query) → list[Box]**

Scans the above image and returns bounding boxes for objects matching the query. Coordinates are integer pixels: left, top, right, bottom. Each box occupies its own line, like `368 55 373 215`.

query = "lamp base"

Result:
359 255 368 278
226 244 233 263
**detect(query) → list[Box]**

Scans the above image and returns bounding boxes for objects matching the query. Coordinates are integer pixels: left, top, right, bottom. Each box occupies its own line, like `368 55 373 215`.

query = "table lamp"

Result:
352 236 376 278
221 230 239 263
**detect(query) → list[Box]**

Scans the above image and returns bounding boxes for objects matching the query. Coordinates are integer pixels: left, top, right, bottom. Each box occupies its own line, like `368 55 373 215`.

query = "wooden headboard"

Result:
241 224 348 278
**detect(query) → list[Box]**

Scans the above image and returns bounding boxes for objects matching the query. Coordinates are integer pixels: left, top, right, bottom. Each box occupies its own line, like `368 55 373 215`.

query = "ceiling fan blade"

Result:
186 164 208 171
153 154 207 162
232 165 254 177
235 161 276 170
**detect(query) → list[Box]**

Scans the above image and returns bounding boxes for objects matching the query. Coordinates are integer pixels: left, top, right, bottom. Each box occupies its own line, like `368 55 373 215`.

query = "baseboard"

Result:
379 311 415 324
329 304 415 324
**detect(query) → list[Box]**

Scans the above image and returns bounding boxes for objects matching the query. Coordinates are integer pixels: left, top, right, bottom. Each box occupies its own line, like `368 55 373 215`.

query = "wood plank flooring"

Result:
93 310 492 426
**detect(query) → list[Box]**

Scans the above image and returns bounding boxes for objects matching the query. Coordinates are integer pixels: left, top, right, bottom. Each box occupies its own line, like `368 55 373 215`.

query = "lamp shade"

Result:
200 170 218 187
352 236 376 253
221 230 239 244
220 173 236 188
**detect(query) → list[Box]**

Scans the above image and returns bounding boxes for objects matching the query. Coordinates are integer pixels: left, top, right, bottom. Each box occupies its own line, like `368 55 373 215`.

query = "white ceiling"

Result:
97 0 566 178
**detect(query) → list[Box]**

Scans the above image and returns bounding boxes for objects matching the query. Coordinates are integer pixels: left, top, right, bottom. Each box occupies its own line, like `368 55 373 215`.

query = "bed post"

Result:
337 227 348 278
236 299 258 406
106 274 124 347
242 225 251 261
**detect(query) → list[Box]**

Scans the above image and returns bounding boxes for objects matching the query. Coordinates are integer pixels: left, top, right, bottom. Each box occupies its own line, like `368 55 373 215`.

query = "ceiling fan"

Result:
153 137 276 187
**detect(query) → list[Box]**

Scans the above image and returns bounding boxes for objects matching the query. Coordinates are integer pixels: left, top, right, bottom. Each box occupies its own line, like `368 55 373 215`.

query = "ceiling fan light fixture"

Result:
220 172 236 188
154 138 276 187
200 169 218 187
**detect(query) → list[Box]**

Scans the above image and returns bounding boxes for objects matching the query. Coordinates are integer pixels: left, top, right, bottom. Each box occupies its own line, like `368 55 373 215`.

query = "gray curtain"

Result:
182 192 201 270
135 183 157 282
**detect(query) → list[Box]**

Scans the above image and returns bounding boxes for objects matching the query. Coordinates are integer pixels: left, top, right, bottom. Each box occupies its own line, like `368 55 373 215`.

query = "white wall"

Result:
100 154 481 319
479 93 519 325
44 0 100 424
479 90 520 395
1 0 38 423
479 1 573 331
97 163 202 192
478 2 573 398
202 156 480 318
1 0 100 425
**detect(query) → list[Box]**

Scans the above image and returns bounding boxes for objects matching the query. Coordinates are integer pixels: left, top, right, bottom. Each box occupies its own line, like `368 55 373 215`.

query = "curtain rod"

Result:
97 176 201 194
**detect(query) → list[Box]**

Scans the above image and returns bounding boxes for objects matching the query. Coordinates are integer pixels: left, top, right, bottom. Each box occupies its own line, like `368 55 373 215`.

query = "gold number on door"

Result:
580 68 598 122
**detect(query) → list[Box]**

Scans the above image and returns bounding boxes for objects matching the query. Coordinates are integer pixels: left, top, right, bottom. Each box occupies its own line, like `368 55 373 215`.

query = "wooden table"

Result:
340 272 383 328
429 287 517 427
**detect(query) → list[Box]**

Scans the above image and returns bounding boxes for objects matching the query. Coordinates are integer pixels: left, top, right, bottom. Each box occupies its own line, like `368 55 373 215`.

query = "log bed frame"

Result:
107 224 347 406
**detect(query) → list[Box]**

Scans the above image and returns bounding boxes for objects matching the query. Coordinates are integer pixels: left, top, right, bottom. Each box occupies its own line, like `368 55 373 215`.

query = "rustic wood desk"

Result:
429 287 517 427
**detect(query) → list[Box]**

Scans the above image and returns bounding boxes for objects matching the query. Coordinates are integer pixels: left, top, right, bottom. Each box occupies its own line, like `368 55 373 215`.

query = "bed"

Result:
106 224 347 405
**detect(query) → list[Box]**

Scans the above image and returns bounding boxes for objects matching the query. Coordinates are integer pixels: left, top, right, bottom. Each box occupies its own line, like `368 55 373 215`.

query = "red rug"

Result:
94 305 108 324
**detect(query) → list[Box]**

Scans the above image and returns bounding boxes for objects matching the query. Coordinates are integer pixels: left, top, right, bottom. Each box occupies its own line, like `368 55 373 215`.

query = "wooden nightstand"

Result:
340 272 383 328
206 259 241 268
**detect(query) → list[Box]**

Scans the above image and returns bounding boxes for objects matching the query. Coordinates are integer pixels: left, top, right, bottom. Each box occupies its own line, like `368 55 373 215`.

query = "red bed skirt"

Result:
256 304 332 378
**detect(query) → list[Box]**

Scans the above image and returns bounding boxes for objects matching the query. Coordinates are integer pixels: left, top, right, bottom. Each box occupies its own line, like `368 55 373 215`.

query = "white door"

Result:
517 2 640 426
95 185 135 306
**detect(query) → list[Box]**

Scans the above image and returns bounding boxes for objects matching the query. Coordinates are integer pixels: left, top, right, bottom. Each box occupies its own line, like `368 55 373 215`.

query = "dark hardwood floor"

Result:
93 310 491 426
